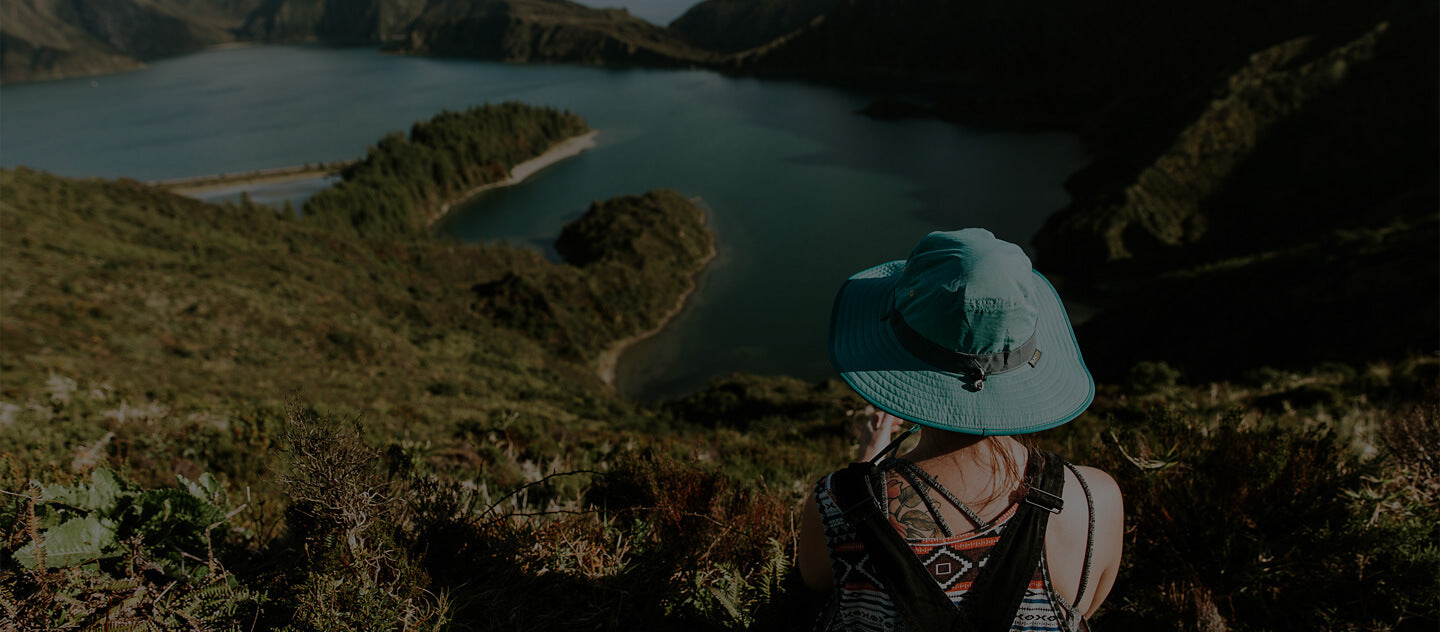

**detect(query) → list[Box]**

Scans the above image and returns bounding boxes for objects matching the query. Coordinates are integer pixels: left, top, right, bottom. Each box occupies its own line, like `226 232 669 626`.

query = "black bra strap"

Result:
1062 462 1096 606
889 459 992 533
892 464 958 538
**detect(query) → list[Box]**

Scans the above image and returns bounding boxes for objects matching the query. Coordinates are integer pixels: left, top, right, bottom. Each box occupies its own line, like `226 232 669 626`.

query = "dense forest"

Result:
301 103 590 237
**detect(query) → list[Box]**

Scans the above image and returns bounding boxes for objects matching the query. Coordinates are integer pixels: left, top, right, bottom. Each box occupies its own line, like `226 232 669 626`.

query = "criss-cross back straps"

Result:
881 458 993 536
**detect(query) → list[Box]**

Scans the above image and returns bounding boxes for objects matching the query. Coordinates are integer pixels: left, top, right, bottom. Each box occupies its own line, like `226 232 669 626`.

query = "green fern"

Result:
12 467 234 575
0 581 17 618
689 539 794 629
14 514 118 568
756 537 788 604
82 618 158 632
42 468 124 513
178 576 253 619
177 472 226 506
708 574 747 626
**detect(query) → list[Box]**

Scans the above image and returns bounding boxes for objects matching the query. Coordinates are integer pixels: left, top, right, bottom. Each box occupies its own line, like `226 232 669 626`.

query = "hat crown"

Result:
892 229 1039 355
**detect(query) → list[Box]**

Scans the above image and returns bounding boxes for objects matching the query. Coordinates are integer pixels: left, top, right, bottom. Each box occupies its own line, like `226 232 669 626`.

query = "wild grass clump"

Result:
263 401 448 632
397 446 794 631
1091 401 1439 631
1378 390 1440 506
590 448 788 572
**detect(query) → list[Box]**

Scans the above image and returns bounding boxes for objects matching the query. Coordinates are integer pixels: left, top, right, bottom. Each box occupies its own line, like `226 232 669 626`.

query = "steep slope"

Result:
392 0 711 66
239 0 426 43
3 161 1434 630
0 0 258 83
2 0 143 82
1035 21 1416 269
1031 14 1439 380
2 0 708 83
668 0 838 54
731 0 1410 131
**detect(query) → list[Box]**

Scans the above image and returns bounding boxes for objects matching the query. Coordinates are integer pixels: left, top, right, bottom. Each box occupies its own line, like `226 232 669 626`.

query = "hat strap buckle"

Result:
887 309 1041 388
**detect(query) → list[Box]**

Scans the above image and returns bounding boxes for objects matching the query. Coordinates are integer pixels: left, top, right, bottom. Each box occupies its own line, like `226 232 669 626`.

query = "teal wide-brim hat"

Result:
829 228 1094 435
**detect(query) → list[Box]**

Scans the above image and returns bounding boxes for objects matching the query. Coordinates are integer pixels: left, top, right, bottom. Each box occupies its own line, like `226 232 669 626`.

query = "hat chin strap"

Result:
887 309 1041 390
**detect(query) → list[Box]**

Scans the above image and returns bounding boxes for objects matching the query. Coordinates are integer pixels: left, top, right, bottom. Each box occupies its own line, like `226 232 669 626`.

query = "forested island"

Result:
2 1 1437 630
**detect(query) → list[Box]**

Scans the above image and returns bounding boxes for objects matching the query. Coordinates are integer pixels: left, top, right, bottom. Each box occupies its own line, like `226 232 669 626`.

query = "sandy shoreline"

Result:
428 130 600 226
155 129 596 203
596 204 717 386
154 163 351 196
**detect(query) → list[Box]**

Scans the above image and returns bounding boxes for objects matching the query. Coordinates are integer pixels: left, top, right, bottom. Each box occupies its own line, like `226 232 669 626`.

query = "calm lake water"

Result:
0 45 1088 400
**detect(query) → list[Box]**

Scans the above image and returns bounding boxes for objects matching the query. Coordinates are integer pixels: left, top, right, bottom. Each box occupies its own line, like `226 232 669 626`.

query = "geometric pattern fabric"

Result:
813 470 1089 632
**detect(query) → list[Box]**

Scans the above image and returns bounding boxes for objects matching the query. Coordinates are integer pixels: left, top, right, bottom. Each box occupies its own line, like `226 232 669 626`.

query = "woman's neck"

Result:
899 430 1028 504
903 428 1009 459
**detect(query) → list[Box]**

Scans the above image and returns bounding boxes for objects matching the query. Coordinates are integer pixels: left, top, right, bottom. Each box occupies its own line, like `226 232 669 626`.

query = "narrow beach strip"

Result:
428 130 600 226
596 203 718 386
151 162 354 196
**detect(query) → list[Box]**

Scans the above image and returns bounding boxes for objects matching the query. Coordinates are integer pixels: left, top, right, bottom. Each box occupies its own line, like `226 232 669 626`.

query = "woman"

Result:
798 229 1123 631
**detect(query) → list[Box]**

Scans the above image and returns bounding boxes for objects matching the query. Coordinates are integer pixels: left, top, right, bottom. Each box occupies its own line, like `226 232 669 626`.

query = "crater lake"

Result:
0 45 1087 400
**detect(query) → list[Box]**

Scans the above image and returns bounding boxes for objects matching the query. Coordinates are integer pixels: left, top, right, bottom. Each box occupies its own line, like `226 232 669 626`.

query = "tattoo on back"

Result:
890 480 944 538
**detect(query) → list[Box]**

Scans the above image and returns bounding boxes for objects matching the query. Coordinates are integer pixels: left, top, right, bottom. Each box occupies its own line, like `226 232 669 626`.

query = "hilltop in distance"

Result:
1 0 710 83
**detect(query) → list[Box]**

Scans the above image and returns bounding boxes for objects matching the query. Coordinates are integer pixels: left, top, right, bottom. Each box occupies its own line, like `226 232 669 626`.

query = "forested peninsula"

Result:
301 103 591 237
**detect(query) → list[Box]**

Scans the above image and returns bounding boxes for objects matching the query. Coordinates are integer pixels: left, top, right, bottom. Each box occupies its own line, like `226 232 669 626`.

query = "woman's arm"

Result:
858 410 904 462
798 491 833 592
801 410 905 592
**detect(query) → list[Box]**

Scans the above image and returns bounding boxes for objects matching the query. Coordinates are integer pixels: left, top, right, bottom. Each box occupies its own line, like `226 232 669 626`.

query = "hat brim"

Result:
828 261 1094 435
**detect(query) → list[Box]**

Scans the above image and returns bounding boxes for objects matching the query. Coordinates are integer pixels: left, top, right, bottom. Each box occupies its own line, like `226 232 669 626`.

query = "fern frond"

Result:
82 618 158 632
15 514 118 568
0 582 17 618
708 580 746 625
757 537 788 603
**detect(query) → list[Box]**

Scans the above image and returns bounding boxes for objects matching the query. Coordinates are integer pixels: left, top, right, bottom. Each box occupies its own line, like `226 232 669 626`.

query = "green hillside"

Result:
389 0 710 66
0 0 256 83
2 99 1437 629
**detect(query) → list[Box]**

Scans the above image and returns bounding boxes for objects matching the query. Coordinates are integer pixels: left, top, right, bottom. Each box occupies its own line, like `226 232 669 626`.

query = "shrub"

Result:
265 399 447 632
1094 406 1440 630
0 467 259 630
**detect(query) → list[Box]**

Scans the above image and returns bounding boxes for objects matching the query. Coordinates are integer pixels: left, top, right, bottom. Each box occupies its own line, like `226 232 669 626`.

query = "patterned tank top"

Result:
813 464 1089 632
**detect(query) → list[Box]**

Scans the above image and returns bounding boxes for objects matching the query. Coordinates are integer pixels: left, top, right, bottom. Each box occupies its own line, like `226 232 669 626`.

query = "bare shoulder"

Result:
1059 465 1123 563
1054 463 1124 616
1070 465 1124 520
